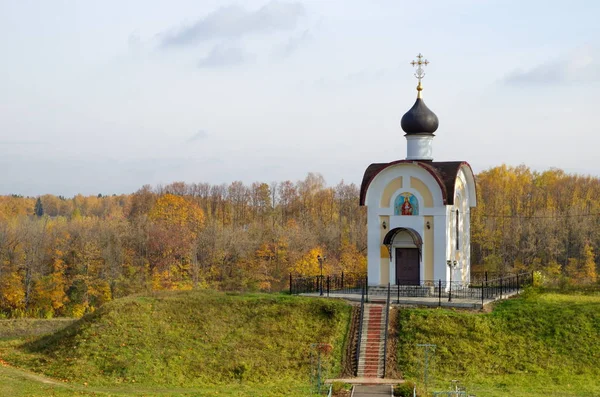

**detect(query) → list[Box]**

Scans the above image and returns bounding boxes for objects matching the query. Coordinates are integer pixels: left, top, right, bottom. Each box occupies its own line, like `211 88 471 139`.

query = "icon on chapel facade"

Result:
394 193 419 215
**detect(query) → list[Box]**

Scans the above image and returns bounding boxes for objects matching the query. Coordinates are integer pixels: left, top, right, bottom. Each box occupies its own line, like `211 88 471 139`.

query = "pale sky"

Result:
1 0 599 196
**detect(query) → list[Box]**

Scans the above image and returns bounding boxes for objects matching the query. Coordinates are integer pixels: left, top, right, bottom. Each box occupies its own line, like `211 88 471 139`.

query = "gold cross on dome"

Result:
410 53 429 83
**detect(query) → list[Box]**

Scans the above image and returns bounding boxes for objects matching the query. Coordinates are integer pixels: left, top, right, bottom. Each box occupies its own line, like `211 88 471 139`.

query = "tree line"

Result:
0 166 598 317
0 173 366 317
471 165 598 284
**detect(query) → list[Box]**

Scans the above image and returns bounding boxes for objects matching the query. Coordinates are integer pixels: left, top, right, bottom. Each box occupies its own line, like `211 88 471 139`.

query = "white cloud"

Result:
197 44 251 68
160 1 305 48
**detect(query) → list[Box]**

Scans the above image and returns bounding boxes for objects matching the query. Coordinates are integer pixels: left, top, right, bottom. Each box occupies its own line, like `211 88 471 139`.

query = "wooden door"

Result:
395 248 420 285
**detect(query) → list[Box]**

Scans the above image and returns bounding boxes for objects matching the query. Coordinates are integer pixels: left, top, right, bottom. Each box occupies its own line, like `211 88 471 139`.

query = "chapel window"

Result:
455 209 459 250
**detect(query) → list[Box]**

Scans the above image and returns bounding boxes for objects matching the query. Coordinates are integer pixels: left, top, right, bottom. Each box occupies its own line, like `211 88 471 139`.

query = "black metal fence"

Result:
290 271 533 306
471 271 517 284
354 286 365 376
289 272 368 296
480 272 532 300
382 283 391 378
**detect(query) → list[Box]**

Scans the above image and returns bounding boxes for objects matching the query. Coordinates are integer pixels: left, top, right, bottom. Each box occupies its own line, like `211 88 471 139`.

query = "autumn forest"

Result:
0 165 598 317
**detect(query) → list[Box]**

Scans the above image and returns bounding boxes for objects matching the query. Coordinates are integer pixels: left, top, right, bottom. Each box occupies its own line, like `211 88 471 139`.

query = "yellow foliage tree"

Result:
254 238 289 290
148 194 205 285
31 257 69 316
543 260 562 279
339 241 367 274
149 194 205 235
88 279 112 307
0 271 25 310
565 258 581 281
290 247 327 276
581 243 597 284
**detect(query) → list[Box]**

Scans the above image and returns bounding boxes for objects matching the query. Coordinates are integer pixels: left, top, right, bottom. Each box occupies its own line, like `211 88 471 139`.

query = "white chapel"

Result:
359 54 477 286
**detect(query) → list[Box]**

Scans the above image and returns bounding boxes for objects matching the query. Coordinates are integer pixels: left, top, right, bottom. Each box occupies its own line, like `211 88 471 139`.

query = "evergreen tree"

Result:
34 197 44 217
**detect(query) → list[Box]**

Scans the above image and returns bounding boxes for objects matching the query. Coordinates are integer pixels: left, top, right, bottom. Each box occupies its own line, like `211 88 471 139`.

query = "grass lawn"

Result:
396 289 600 396
0 290 351 396
0 363 316 397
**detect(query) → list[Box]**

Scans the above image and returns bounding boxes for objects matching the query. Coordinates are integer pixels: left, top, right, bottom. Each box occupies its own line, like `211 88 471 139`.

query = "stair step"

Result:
356 304 389 379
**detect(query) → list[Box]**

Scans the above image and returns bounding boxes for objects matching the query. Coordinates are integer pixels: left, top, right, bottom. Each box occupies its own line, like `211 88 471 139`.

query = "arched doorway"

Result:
383 227 422 285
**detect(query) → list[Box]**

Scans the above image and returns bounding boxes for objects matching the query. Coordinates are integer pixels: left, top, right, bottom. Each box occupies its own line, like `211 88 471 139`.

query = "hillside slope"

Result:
4 290 351 389
396 290 600 396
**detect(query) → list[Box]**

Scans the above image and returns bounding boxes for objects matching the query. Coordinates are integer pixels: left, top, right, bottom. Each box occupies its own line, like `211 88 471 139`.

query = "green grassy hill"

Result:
396 289 600 396
4 288 599 397
1 290 351 395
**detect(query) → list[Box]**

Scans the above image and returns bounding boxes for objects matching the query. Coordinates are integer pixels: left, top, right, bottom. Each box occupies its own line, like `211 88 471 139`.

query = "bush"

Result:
393 381 416 397
331 381 347 393
532 270 543 287
231 362 249 382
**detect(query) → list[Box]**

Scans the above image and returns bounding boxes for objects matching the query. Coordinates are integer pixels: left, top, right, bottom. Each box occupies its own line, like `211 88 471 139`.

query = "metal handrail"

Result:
382 282 391 378
291 271 534 304
355 285 365 376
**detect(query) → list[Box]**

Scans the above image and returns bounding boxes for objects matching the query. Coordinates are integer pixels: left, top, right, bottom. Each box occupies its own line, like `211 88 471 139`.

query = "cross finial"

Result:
410 53 429 82
410 53 429 98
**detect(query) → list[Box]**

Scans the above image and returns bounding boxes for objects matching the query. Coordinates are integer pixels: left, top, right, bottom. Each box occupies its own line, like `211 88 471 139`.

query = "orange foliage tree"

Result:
148 194 205 289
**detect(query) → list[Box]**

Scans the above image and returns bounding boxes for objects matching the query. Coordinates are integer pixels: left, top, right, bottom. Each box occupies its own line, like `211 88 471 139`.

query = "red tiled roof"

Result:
359 160 474 206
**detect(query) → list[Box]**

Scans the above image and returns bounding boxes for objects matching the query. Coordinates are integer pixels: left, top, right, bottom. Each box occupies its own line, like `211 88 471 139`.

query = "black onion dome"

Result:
401 98 439 134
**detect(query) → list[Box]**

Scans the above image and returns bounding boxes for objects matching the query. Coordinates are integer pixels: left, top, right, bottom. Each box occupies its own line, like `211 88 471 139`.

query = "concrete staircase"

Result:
357 303 386 378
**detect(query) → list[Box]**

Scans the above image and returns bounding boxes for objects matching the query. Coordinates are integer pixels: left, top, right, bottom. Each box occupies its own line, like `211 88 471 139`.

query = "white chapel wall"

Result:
445 167 473 285
366 163 447 285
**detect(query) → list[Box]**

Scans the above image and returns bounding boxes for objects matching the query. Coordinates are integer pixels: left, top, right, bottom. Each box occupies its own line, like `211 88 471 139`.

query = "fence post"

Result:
438 279 442 307
387 282 391 305
341 272 344 290
289 273 293 295
397 280 400 304
481 280 484 308
366 275 369 303
327 276 330 297
356 286 365 375
485 271 488 287
500 277 503 300
383 283 391 378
